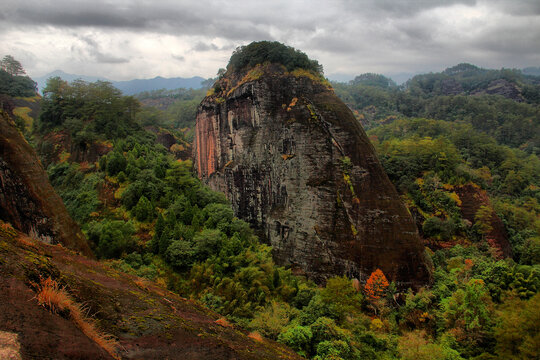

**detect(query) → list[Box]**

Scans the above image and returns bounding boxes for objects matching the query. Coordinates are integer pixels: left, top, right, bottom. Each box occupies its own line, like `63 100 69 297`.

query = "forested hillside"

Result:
1 53 538 359
334 64 540 152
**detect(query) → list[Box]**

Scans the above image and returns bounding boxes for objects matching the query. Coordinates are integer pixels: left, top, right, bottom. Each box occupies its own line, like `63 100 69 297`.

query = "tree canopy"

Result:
227 41 323 75
0 55 36 97
1 55 25 76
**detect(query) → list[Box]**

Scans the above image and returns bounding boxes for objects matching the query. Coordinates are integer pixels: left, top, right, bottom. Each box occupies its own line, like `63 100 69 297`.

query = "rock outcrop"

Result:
471 79 524 102
39 130 113 167
0 111 92 256
194 64 431 287
455 184 511 258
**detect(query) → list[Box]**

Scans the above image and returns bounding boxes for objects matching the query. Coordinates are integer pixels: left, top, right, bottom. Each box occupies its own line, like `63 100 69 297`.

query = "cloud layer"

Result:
1 0 539 81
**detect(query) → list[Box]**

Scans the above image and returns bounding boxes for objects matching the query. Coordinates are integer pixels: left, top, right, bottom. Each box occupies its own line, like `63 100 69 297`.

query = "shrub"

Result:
166 240 196 269
277 325 313 357
249 301 296 339
87 220 136 259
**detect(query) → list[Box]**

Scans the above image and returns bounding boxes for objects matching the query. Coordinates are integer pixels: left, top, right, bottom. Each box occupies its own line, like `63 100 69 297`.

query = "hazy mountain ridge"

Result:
34 70 206 95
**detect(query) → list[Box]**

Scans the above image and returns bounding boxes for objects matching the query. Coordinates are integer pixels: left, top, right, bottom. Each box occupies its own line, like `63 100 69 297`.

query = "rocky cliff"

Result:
194 64 431 287
0 110 92 256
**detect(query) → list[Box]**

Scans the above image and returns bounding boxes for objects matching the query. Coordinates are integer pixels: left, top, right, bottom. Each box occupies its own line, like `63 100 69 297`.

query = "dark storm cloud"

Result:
341 0 477 17
473 23 540 56
3 0 271 40
20 10 148 28
482 0 540 16
2 0 539 79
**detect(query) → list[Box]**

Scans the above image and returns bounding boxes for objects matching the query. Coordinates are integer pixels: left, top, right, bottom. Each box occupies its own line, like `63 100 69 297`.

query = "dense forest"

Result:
2 53 539 359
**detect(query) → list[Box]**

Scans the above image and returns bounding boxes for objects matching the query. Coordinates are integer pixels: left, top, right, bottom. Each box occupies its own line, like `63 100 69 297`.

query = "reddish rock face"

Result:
0 111 92 256
455 184 511 258
194 66 431 288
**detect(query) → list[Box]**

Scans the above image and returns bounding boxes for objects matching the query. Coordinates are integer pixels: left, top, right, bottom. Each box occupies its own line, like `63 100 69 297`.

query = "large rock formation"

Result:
0 110 92 256
194 63 431 288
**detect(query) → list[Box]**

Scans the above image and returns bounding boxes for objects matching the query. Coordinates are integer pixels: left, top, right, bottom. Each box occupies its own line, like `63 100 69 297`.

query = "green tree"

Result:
106 151 127 176
87 220 136 259
440 279 494 356
277 325 313 357
1 55 25 76
133 195 154 222
166 240 196 269
319 276 363 321
495 293 540 359
227 41 323 75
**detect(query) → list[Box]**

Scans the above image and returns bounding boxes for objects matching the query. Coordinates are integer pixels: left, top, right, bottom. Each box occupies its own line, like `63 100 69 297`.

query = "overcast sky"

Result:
2 0 539 82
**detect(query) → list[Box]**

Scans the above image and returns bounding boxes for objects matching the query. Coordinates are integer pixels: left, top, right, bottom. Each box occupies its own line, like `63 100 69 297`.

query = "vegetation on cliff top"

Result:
0 55 37 97
227 41 323 75
206 42 330 101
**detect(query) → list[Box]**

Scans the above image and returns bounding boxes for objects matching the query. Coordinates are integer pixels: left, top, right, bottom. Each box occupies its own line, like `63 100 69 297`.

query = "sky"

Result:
2 0 540 82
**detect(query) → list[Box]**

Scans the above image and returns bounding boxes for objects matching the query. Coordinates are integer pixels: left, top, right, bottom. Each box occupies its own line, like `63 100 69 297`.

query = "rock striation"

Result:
194 64 431 287
0 110 92 256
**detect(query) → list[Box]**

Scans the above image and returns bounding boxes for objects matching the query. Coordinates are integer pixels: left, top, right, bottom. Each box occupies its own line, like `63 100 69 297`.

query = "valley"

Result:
1 43 539 359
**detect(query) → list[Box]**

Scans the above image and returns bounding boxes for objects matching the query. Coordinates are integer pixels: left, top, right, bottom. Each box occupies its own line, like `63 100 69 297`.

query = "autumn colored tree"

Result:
364 269 389 301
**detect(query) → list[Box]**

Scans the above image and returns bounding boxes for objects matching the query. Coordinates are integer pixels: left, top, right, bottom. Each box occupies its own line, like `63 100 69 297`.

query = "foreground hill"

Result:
0 222 301 360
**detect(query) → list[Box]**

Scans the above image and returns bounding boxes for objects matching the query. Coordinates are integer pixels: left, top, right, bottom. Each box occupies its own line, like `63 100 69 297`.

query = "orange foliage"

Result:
215 317 232 328
248 331 264 342
364 269 389 301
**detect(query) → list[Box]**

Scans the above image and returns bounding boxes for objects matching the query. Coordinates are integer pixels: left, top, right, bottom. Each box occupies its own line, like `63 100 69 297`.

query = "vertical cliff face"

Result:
194 65 431 287
0 111 92 256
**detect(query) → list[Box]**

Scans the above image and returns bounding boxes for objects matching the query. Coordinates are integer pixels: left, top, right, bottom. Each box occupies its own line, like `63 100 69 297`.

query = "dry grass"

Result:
215 317 233 328
248 331 264 342
16 234 38 249
35 277 121 360
0 221 18 240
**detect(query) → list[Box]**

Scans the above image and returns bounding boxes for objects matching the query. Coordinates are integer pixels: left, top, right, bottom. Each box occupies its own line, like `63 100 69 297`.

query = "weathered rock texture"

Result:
471 79 524 102
0 111 92 256
194 65 431 287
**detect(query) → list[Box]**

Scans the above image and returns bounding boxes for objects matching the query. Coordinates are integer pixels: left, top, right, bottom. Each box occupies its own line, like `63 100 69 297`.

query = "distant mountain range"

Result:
33 70 206 95
34 67 539 96
522 67 540 76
